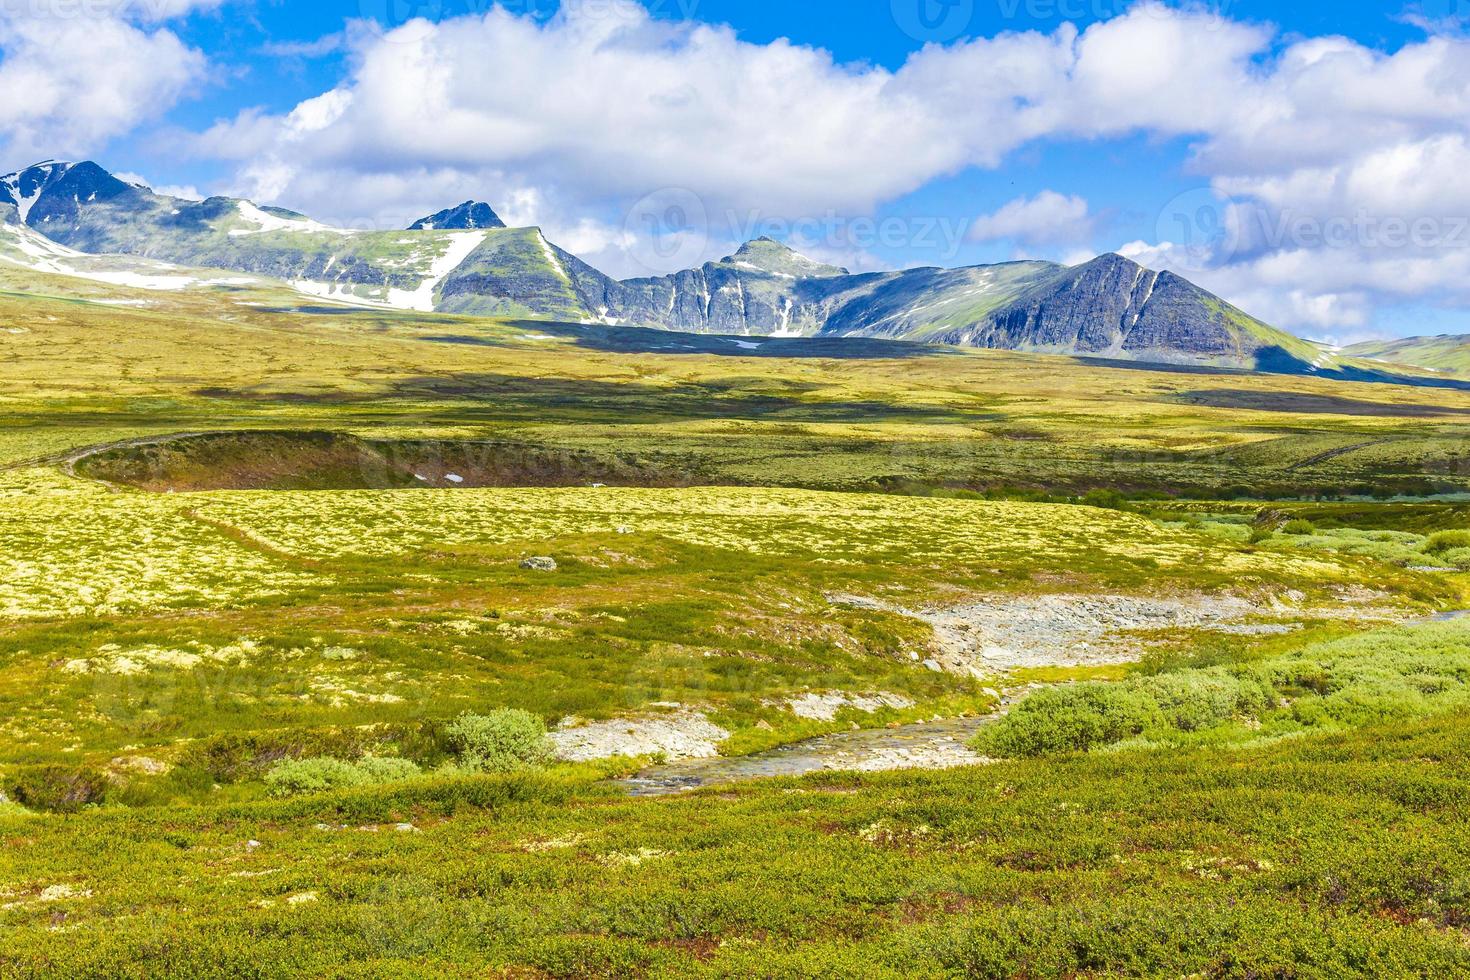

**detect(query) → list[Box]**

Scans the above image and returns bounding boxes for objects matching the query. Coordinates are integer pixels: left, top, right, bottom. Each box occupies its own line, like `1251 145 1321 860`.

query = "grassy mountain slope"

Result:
1345 334 1470 379
0 209 272 295
436 228 619 321
819 261 1059 341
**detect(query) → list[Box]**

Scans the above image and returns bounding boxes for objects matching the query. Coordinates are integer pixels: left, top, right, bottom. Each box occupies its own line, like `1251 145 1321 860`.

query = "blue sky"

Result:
3 0 1470 342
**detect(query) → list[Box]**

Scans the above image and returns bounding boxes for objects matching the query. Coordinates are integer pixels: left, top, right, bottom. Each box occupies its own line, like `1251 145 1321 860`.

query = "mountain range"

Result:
0 159 1448 381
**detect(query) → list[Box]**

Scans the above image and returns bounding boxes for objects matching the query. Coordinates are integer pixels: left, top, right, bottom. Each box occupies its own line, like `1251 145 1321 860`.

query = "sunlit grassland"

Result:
3 278 1470 496
0 273 1464 785
1346 333 1470 378
5 269 1470 976
7 462 1442 781
2 704 1470 977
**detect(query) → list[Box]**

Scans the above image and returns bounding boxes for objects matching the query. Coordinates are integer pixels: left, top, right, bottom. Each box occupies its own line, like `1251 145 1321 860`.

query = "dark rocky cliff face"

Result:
971 253 1162 351
9 162 133 232
409 202 506 231
919 254 1260 360
1120 271 1243 356
609 265 849 335
605 239 855 335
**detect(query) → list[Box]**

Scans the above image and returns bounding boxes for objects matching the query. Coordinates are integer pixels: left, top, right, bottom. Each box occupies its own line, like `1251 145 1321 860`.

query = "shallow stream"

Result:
623 608 1470 796
621 717 991 797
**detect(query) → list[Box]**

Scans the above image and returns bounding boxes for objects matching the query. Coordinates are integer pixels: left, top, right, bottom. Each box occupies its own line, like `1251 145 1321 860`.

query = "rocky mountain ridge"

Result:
0 159 1324 371
409 201 506 231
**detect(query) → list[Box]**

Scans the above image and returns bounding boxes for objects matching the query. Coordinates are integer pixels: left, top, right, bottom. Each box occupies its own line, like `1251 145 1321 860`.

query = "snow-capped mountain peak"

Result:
0 160 132 228
1 161 77 223
409 201 506 231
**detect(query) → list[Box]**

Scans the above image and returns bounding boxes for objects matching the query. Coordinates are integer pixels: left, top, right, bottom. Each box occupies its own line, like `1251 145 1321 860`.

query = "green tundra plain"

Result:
3 266 1470 977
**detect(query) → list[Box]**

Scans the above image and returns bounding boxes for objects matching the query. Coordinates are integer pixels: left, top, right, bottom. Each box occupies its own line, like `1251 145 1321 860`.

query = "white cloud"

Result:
112 0 226 19
969 191 1094 249
181 4 1319 279
0 4 207 165
138 1 1470 330
216 6 966 220
115 172 203 200
261 33 346 59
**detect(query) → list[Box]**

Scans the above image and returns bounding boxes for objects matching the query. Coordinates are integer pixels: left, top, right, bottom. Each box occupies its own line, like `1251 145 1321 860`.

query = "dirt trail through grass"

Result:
1285 438 1398 472
0 431 210 474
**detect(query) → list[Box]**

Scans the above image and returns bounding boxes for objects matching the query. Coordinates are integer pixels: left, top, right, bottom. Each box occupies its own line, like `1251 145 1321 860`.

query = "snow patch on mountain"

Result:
229 201 353 237
0 220 200 290
291 280 395 308
293 231 488 312
388 232 488 310
536 231 570 284
69 270 199 291
733 261 795 279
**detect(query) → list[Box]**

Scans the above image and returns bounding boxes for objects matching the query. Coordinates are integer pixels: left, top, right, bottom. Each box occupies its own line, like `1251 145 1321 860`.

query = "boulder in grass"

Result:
521 556 558 572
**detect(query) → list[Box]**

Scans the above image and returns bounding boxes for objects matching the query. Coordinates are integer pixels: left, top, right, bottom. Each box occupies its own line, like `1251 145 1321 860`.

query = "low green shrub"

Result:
354 757 423 783
976 685 1161 757
1424 530 1470 554
1079 489 1129 511
1192 521 1251 544
5 765 110 813
1145 670 1274 731
265 756 422 797
1203 520 1453 568
976 622 1470 758
1290 531 1431 565
265 758 365 797
445 709 555 774
1439 547 1470 570
183 728 393 783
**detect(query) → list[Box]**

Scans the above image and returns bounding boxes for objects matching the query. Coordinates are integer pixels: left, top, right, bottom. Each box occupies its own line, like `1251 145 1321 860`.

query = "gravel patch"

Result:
786 691 914 721
550 711 730 762
832 592 1291 673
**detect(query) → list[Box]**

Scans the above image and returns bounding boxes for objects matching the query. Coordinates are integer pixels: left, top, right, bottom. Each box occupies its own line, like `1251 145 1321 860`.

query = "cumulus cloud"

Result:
969 192 1095 250
0 3 209 166
115 172 203 200
57 0 1470 331
190 4 1074 273
213 7 967 222
176 4 1336 282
